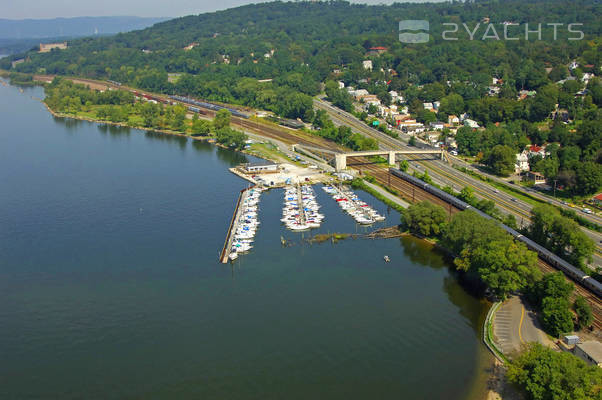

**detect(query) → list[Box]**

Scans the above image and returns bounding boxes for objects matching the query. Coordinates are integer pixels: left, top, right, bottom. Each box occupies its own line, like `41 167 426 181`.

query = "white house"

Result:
423 102 434 111
464 119 479 128
362 60 373 70
337 81 345 89
515 151 530 173
433 101 440 111
352 89 369 99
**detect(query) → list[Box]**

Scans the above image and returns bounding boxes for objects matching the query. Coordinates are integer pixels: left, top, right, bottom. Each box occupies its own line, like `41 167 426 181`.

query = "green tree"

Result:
213 109 231 130
458 186 476 204
528 205 595 268
439 93 465 116
402 201 447 238
485 144 516 176
170 105 187 131
507 343 602 400
472 237 539 299
399 160 409 172
573 296 593 330
191 114 211 136
540 296 574 337
215 127 247 150
530 272 573 305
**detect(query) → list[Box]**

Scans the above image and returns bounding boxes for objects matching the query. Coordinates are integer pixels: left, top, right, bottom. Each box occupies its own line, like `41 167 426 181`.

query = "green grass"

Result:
348 178 406 214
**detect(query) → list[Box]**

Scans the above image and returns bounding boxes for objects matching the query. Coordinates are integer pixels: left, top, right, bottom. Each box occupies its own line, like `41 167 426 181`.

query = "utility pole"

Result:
553 179 558 198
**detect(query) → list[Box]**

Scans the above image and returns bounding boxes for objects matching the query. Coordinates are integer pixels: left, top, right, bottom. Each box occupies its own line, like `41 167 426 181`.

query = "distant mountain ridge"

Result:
0 16 169 39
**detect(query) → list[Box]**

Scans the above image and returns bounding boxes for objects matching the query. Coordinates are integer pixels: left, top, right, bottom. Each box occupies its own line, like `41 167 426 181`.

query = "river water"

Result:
0 82 492 399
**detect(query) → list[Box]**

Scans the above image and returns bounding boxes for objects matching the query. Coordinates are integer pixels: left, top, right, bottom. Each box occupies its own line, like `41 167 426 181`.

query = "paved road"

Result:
314 98 602 267
493 296 551 356
363 181 410 209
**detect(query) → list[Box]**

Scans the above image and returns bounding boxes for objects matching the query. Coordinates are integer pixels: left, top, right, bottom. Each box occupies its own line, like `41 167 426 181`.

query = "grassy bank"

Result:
348 177 406 214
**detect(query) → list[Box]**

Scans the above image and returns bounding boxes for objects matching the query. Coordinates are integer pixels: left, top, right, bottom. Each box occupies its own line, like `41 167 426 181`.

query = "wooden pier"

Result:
219 188 249 263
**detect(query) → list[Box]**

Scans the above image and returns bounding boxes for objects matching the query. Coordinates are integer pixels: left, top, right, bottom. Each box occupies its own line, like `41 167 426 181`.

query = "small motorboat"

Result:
383 255 390 262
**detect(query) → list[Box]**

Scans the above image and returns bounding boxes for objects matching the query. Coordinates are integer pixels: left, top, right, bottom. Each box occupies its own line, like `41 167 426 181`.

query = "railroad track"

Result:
348 160 460 213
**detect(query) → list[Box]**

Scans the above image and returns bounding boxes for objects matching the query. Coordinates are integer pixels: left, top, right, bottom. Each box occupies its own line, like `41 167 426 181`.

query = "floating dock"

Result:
219 188 249 263
296 184 307 225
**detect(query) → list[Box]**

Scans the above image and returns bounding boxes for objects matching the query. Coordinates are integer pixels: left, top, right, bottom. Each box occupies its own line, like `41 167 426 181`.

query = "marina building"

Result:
244 161 278 174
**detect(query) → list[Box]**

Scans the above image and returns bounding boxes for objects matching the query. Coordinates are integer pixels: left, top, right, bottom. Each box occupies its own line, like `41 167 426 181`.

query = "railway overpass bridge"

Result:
291 144 447 171
334 150 446 170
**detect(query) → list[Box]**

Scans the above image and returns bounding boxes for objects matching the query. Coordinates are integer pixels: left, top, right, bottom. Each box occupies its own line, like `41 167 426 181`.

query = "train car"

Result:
389 167 602 297
169 95 249 119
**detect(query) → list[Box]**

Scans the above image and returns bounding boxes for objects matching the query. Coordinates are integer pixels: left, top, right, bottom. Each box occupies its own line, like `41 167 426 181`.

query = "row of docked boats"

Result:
229 187 264 260
322 185 385 225
281 185 324 231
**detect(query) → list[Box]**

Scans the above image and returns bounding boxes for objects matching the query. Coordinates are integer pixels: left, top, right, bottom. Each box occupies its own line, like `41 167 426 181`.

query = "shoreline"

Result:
30 82 499 400
38 99 283 164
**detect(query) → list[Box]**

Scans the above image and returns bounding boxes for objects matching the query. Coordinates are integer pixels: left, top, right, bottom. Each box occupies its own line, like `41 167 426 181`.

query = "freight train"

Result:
389 167 602 297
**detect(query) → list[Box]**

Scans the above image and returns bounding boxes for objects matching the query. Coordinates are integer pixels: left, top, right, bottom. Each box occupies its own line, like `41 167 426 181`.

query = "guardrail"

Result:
483 301 508 363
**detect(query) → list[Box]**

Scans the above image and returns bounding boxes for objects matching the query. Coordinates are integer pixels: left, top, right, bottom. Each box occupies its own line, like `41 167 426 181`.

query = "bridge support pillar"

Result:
388 151 396 166
335 154 347 171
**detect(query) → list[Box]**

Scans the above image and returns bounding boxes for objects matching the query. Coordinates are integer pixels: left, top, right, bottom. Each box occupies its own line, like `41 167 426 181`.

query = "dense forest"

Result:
2 0 600 193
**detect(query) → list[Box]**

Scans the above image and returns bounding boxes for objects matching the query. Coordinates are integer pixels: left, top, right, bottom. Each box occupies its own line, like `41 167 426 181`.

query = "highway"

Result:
314 98 602 267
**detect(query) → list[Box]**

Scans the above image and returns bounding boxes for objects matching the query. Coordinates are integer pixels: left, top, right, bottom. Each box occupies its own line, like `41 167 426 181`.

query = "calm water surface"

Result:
0 82 492 399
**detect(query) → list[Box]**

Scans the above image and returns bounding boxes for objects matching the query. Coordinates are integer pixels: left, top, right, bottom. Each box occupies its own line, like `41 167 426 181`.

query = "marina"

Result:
281 184 324 231
220 186 264 262
323 184 385 225
0 83 492 400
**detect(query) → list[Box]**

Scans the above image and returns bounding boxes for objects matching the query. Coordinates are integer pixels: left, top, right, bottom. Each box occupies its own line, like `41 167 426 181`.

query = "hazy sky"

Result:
2 0 429 19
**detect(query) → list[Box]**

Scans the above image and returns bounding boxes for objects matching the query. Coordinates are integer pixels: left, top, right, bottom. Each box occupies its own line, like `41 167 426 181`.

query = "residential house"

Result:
362 60 373 71
423 102 434 111
448 115 460 125
351 89 369 100
366 46 388 56
433 101 440 111
522 171 546 185
337 81 345 89
582 72 595 83
464 119 479 128
399 120 425 133
592 193 602 207
528 145 546 159
515 151 530 173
